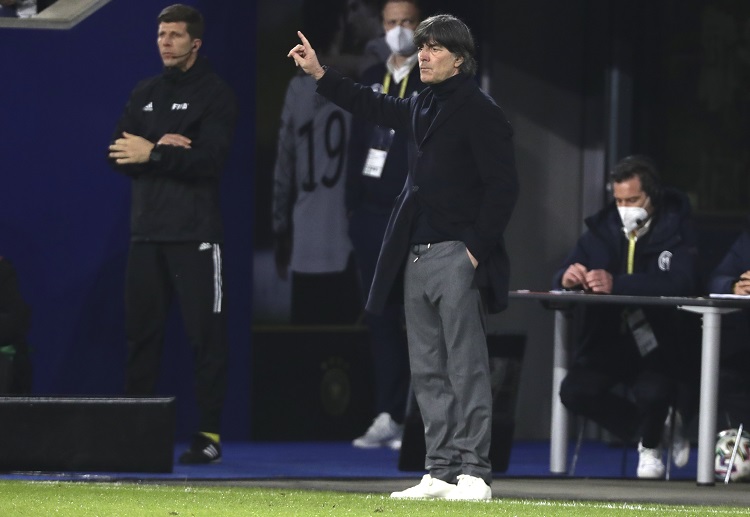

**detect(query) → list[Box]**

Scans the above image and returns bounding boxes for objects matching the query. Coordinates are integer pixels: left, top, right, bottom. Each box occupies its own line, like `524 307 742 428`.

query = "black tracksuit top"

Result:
109 57 237 243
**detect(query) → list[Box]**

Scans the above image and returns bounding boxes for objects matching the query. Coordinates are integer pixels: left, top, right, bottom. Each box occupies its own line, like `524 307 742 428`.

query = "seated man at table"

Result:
707 216 750 425
553 155 700 479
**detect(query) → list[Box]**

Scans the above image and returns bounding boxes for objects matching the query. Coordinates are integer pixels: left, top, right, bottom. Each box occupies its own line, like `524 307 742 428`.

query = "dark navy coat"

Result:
708 218 750 294
317 68 518 314
552 188 699 370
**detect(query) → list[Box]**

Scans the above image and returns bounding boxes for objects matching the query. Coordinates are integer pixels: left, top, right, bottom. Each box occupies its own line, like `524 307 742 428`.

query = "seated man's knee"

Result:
560 370 601 413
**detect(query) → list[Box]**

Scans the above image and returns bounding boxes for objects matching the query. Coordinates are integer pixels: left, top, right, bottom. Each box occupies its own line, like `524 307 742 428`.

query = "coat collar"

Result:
415 74 476 146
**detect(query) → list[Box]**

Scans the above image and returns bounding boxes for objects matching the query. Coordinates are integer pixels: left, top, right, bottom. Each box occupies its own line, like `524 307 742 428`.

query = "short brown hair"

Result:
158 4 204 40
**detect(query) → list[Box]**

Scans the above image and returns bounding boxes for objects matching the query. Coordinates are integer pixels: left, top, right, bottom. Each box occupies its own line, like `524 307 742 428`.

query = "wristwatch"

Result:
149 146 162 163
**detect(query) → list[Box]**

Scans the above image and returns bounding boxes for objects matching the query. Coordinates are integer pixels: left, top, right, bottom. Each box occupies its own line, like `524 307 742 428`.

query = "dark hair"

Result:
158 4 204 40
413 14 476 76
609 154 662 200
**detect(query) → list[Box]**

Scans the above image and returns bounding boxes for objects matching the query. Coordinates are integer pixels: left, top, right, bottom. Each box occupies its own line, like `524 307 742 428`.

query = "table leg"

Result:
679 305 738 486
550 309 570 474
697 310 721 486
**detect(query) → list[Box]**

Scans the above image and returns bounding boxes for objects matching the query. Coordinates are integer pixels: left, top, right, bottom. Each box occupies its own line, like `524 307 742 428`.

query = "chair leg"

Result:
568 417 586 476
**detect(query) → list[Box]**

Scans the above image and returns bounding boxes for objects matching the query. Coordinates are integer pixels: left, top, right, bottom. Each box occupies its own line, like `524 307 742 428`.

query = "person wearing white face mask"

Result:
552 155 701 479
347 0 422 451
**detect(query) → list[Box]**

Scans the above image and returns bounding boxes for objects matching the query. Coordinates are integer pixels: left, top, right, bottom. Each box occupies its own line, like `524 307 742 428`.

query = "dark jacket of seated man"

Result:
707 216 750 424
708 216 750 296
551 184 700 453
552 186 699 367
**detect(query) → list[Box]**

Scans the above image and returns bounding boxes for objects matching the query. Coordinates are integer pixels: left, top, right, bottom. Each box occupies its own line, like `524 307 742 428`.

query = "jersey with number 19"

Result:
272 73 353 274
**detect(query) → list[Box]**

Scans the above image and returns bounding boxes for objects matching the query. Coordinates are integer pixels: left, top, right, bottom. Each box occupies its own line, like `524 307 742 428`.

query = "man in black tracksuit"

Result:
108 4 237 464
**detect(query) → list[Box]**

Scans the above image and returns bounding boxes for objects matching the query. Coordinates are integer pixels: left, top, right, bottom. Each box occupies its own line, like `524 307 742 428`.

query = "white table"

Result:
510 290 750 485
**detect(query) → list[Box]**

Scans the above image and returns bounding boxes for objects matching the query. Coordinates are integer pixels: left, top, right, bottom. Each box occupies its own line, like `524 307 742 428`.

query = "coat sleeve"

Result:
708 230 750 294
316 68 412 131
463 104 519 262
107 81 149 177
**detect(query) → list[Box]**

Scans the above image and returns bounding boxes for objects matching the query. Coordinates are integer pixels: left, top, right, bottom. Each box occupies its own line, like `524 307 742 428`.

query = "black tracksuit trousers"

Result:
125 242 227 434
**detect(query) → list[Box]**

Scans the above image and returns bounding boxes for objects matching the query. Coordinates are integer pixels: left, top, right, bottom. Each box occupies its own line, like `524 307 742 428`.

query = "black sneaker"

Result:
179 433 222 464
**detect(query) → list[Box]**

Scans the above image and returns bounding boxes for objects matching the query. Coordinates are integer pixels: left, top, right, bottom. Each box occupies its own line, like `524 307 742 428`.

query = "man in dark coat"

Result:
289 13 518 500
709 218 750 295
553 155 700 479
707 217 750 425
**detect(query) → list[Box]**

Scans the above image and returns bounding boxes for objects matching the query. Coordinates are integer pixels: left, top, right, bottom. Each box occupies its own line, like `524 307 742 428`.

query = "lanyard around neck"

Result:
627 233 637 275
382 71 410 99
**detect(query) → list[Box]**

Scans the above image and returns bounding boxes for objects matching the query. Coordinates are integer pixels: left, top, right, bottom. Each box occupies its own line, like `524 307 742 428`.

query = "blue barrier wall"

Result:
0 0 255 440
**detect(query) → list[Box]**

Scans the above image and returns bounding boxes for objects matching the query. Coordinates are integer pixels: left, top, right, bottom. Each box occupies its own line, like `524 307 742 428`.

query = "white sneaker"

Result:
387 437 402 451
664 408 690 468
445 474 492 501
637 441 665 479
390 474 456 499
352 412 403 448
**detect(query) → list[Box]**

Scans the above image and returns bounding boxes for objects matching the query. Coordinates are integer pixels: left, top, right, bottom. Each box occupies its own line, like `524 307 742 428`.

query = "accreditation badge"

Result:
626 308 659 356
361 126 396 179
363 149 388 178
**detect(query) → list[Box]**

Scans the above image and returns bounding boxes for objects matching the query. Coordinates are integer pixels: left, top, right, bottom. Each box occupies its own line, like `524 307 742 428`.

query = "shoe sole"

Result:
178 457 222 465
636 472 665 479
353 441 397 449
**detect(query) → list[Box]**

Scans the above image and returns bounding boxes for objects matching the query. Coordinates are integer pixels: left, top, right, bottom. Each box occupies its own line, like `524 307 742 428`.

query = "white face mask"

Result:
385 26 417 56
617 206 649 233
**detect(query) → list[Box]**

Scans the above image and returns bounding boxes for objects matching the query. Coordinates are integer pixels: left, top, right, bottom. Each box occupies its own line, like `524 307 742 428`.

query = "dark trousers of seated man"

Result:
560 364 677 447
559 307 685 448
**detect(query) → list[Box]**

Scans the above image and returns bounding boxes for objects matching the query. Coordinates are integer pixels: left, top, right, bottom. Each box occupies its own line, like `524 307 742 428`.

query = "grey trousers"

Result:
404 241 492 484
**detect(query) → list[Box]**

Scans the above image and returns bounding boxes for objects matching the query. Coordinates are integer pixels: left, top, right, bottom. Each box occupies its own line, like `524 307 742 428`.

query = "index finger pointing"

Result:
297 30 311 48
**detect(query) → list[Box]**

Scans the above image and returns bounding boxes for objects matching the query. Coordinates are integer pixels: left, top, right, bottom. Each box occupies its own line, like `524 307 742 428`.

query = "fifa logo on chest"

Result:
171 103 189 111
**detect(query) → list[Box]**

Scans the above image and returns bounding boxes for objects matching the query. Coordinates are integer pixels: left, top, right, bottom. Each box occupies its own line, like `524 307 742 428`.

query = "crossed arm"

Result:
108 132 192 164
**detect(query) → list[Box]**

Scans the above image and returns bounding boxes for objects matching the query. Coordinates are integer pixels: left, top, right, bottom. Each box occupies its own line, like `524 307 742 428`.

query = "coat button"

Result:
411 185 419 192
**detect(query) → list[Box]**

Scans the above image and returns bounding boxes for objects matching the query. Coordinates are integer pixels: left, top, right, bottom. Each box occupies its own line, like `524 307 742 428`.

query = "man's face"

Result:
613 175 653 215
418 40 462 84
158 21 199 71
382 1 419 33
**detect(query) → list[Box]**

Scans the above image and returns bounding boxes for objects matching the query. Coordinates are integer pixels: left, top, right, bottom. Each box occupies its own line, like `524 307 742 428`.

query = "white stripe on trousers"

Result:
212 244 223 313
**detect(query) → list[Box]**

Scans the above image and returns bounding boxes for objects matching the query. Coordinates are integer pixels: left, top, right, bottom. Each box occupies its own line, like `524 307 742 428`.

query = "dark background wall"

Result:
0 0 254 440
